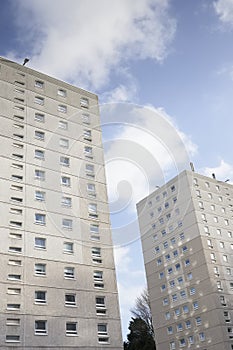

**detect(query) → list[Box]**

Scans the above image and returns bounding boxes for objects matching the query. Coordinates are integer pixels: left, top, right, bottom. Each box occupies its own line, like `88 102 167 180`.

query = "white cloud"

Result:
102 104 198 215
202 159 233 182
10 0 176 90
214 0 233 28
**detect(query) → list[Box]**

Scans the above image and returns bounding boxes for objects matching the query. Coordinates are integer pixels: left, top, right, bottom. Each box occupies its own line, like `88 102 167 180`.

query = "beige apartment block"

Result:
0 57 122 349
137 170 233 350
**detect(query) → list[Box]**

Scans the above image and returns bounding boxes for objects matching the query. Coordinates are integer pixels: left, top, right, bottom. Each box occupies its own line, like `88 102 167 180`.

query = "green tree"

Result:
124 289 156 350
124 317 156 350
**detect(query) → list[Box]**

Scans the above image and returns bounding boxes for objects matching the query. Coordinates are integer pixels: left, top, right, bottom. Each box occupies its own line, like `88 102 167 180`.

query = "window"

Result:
163 191 167 198
7 304 20 310
58 88 66 97
90 224 100 240
84 146 93 157
180 290 186 299
35 237 46 249
35 149 45 159
179 338 186 347
199 332 205 341
161 284 166 292
177 276 183 284
163 241 168 249
96 297 106 315
177 323 183 331
66 322 77 335
61 176 71 186
35 113 45 122
35 169 45 180
84 129 92 141
159 272 164 279
6 318 20 326
179 232 185 240
168 267 173 275
88 203 98 217
171 185 176 192
173 250 178 258
34 96 44 105
190 287 196 295
183 305 189 314
169 280 175 288
35 320 47 335
5 335 20 342
35 213 46 225
211 204 215 211
63 242 73 253
184 259 190 266
175 263 181 270
58 104 67 113
174 308 180 316
214 216 218 223
87 183 96 195
226 267 231 275
188 336 194 344
170 237 176 244
167 326 173 334
161 229 166 236
59 138 69 148
170 341 176 350
193 301 198 310
58 120 68 129
92 247 101 258
35 80 44 88
165 254 170 261
10 220 22 227
86 163 94 176
9 246 22 253
220 241 225 248
35 191 45 201
64 267 74 279
196 316 202 325
220 295 226 306
35 291 46 304
82 113 90 124
157 258 162 266
62 219 73 230
65 294 76 306
172 294 177 302
61 196 72 207
165 311 171 320
182 245 188 253
225 219 229 226
8 259 22 266
35 130 45 140
8 274 21 281
185 320 191 328
35 263 46 276
94 270 103 281
165 202 169 209
98 323 107 335
60 156 70 166
223 254 228 262
80 97 89 108
159 218 164 224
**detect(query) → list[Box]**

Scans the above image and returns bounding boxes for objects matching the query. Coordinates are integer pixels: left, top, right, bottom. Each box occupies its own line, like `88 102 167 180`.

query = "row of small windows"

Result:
15 78 90 108
5 322 109 343
193 177 230 194
148 185 176 207
155 243 187 255
169 332 205 349
9 210 98 228
160 274 193 291
165 300 199 315
201 212 230 226
11 164 95 182
153 230 185 242
6 290 106 312
167 316 202 335
8 223 100 242
8 265 105 287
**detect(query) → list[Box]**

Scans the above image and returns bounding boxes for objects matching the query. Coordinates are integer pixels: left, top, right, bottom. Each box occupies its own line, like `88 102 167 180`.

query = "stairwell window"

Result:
35 96 44 105
80 97 89 108
58 104 67 113
62 218 73 230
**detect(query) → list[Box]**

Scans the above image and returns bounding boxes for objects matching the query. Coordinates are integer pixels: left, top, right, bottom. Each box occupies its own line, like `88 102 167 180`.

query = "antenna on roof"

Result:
22 58 29 66
212 173 216 179
190 162 195 172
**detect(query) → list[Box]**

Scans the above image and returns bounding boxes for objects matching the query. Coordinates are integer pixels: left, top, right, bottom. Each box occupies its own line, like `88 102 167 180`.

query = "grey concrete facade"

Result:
0 57 122 349
137 170 233 350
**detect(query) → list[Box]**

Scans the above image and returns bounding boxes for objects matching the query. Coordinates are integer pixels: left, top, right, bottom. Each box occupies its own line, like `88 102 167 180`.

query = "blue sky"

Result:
1 0 233 340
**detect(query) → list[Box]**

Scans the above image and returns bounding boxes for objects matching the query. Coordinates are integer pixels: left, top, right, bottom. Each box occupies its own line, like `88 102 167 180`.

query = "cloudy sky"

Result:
1 0 233 339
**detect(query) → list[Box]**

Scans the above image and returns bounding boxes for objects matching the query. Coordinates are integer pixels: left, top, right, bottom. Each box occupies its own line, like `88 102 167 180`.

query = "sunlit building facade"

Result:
137 170 233 350
0 57 122 349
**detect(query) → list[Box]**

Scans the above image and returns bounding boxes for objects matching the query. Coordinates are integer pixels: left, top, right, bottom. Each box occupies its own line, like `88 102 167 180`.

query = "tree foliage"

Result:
124 317 156 350
130 288 154 337
124 289 156 350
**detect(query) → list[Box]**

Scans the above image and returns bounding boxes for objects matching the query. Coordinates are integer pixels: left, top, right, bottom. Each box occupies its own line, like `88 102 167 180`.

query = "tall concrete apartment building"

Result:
137 170 233 350
0 57 122 349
